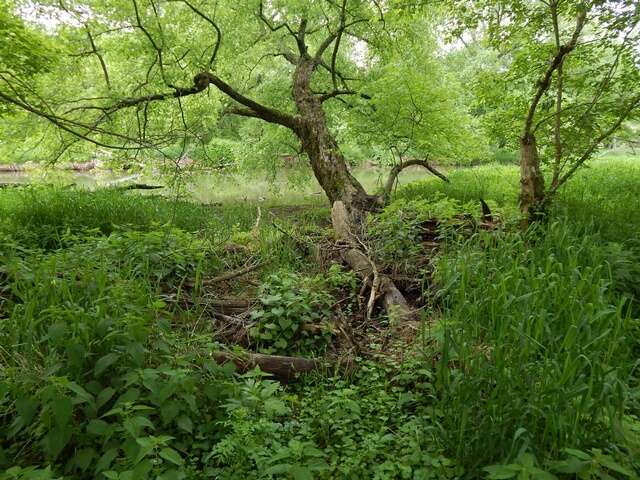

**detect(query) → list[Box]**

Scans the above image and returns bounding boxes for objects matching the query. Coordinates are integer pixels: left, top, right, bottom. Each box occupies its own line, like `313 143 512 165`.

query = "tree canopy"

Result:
1 0 639 215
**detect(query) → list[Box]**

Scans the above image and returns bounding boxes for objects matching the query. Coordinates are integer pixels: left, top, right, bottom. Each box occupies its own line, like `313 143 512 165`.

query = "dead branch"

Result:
208 262 263 284
331 201 416 322
213 351 320 382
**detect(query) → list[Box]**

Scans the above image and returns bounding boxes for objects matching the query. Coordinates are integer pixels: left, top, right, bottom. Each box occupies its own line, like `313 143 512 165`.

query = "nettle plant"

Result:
368 195 479 272
249 270 348 355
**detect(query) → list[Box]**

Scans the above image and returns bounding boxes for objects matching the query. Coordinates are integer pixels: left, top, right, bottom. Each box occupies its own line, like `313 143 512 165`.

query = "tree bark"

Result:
213 351 321 382
518 9 586 227
292 60 380 212
519 134 546 229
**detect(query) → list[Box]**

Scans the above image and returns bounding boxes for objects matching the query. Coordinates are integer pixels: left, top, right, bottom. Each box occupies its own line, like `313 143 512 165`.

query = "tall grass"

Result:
396 156 640 241
431 224 639 471
555 157 640 241
0 187 258 249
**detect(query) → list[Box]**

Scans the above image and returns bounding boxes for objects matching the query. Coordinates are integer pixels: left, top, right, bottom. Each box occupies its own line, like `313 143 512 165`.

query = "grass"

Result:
433 225 637 469
0 155 639 479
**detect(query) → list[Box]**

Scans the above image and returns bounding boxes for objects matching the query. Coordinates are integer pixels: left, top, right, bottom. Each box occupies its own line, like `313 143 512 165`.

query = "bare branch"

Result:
179 0 222 67
383 158 449 201
84 25 111 89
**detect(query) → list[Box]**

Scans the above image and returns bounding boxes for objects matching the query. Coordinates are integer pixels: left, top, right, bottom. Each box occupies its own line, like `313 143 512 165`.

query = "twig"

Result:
208 262 263 284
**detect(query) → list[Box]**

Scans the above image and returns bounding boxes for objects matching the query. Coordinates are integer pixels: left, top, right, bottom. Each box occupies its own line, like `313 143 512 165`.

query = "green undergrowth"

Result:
1 158 640 479
0 186 257 249
432 224 640 474
397 157 640 242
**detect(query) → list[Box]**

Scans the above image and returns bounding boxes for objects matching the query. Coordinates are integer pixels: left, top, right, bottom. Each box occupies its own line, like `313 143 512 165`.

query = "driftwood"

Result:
117 183 164 190
213 351 320 382
331 201 416 321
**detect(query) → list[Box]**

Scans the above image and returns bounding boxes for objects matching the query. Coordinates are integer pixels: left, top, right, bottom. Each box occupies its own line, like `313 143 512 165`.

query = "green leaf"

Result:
51 395 73 427
278 317 292 329
134 437 156 463
95 353 120 377
123 415 154 437
564 448 591 460
42 424 72 459
484 464 519 479
265 464 291 475
95 447 119 473
66 382 94 404
176 414 193 433
291 466 314 480
597 455 633 476
75 448 97 471
133 459 153 478
96 387 116 410
159 447 184 466
16 396 38 424
87 419 110 436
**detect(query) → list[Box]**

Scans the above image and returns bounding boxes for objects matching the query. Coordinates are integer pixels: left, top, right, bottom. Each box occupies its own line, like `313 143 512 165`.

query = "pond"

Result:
0 170 148 188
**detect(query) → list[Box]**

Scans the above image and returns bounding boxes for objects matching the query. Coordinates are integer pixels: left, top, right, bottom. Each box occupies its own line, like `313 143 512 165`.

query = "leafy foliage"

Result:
249 272 337 355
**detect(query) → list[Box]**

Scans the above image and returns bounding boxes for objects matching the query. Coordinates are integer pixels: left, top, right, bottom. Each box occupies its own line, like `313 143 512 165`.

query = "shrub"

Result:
249 272 336 355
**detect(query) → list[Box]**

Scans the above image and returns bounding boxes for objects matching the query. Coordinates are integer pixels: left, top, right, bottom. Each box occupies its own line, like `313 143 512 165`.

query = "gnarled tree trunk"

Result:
291 60 380 212
519 134 546 229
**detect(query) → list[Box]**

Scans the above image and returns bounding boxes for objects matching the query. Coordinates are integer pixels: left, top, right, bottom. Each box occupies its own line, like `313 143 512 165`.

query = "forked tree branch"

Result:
523 9 587 138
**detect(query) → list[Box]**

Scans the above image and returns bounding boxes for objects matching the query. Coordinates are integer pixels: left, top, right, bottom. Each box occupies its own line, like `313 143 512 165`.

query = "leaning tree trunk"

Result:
291 61 380 212
519 134 546 229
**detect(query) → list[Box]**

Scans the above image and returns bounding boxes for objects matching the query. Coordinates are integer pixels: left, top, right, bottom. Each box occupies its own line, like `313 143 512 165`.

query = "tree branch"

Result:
196 72 296 128
179 0 222 67
84 25 111 90
523 9 586 138
551 93 640 192
383 159 449 201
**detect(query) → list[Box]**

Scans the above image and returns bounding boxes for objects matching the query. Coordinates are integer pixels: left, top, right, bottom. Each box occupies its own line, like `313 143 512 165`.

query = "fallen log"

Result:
118 183 164 190
331 201 416 322
201 297 254 314
213 351 320 382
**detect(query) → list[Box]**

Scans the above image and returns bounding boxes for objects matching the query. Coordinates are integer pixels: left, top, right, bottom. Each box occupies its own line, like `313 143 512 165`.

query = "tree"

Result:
343 9 488 201
448 0 640 226
0 0 464 212
0 0 55 113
